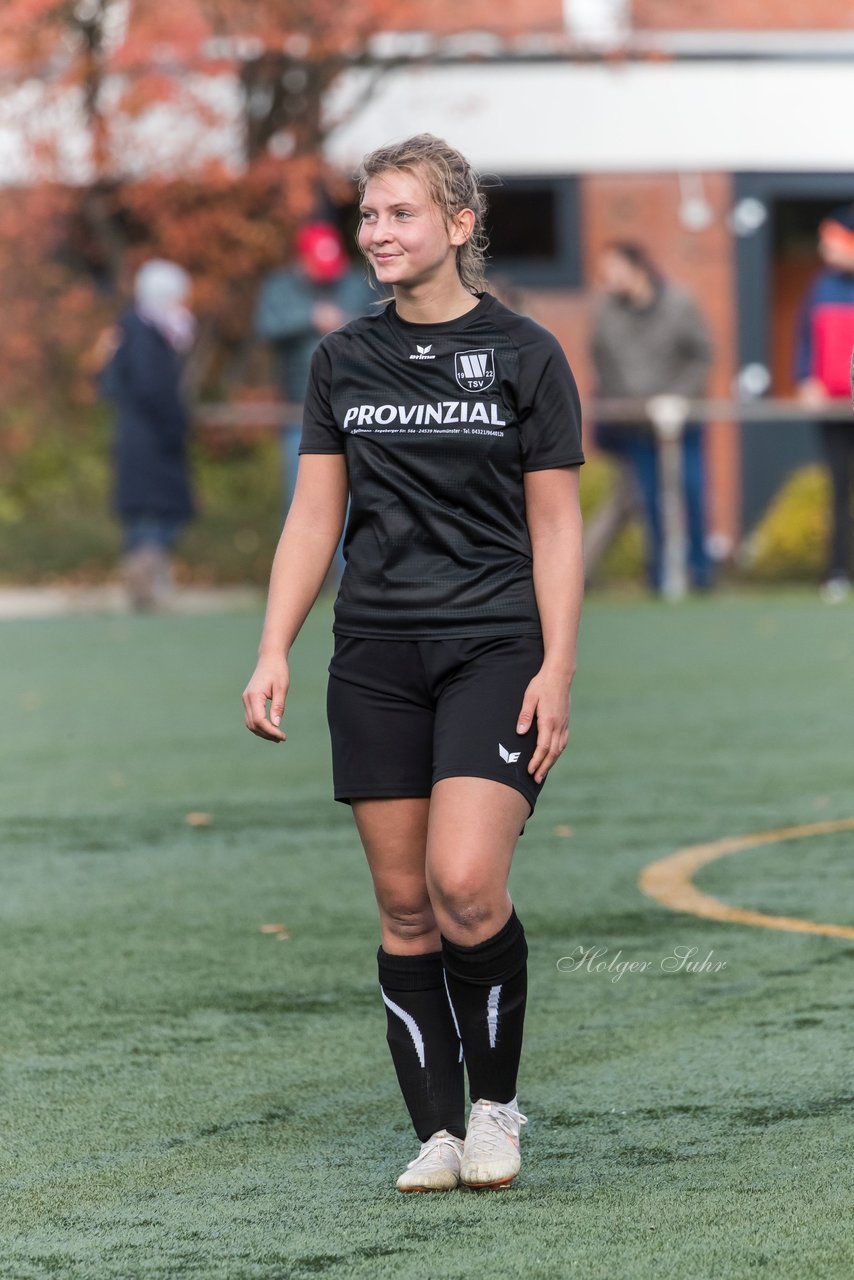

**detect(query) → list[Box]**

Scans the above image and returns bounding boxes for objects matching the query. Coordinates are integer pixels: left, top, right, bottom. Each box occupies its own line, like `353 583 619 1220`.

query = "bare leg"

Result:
425 777 530 943
353 796 465 1148
426 777 532 1116
351 797 437 954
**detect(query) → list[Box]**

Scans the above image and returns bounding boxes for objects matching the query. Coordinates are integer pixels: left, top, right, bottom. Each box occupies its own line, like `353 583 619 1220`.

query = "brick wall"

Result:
387 0 564 35
388 0 854 35
632 0 854 29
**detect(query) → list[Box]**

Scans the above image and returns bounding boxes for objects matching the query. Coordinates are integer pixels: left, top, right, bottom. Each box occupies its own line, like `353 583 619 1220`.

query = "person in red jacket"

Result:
795 204 854 603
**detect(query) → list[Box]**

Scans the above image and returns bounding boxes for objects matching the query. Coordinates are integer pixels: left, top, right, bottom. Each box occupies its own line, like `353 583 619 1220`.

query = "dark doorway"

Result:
735 173 854 531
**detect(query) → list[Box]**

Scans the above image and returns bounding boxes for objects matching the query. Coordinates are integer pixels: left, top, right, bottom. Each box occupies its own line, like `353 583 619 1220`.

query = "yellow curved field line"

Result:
638 817 854 940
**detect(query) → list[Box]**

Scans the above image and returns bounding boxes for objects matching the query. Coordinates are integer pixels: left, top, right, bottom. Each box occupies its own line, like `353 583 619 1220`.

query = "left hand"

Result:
796 378 827 409
516 666 572 785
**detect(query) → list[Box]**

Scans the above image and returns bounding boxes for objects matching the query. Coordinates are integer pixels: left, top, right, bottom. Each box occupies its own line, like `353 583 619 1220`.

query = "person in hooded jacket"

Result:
99 259 196 610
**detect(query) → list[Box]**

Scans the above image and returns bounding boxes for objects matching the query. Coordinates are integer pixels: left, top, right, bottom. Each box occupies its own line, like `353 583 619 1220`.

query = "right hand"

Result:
84 324 121 376
243 655 289 742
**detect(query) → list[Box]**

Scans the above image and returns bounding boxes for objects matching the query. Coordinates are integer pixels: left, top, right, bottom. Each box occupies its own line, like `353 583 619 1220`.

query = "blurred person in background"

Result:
588 241 713 594
795 204 854 604
99 259 196 612
254 221 373 536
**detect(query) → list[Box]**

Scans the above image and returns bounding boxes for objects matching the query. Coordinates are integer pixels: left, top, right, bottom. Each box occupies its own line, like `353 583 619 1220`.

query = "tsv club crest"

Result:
454 348 495 393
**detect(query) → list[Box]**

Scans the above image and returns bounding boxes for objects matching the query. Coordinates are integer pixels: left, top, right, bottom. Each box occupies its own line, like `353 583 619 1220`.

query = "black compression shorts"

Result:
326 633 548 821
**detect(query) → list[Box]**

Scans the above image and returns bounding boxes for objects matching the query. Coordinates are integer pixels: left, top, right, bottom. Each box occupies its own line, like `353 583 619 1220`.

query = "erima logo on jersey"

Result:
410 344 435 361
455 348 495 393
342 401 507 429
499 743 521 764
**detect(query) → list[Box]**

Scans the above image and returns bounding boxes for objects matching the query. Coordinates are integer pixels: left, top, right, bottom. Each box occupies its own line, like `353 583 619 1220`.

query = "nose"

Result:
368 214 394 243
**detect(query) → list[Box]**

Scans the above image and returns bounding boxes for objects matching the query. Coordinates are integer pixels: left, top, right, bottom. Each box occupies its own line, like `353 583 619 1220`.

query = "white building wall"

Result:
326 61 854 175
1 59 852 184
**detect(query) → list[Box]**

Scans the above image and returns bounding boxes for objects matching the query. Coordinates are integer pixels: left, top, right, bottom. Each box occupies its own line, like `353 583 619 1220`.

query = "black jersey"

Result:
299 292 585 639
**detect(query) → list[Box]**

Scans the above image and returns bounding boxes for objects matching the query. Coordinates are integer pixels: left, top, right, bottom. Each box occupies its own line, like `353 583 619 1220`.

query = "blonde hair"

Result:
357 134 489 295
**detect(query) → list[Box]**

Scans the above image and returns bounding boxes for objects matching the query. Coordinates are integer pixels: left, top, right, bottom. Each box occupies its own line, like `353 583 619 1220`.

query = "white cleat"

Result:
460 1096 528 1189
395 1128 465 1193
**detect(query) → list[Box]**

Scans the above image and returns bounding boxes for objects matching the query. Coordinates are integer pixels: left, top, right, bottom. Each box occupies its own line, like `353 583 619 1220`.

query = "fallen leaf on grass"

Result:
185 811 213 827
259 923 290 939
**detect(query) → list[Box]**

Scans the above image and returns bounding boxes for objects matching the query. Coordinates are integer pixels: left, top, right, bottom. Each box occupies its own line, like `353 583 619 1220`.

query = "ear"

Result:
449 208 475 246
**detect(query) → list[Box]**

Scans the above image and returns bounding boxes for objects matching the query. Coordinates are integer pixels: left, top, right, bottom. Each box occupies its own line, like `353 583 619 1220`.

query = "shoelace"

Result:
406 1131 463 1170
467 1102 529 1154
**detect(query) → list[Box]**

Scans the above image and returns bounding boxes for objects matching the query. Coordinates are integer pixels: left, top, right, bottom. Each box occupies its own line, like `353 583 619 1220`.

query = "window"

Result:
484 176 581 288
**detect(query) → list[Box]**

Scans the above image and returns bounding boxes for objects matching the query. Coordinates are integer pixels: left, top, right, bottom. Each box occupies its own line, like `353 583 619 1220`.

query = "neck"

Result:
394 279 480 324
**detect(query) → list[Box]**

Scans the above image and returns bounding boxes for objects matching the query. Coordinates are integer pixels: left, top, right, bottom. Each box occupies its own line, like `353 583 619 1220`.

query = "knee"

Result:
377 897 437 943
427 876 502 935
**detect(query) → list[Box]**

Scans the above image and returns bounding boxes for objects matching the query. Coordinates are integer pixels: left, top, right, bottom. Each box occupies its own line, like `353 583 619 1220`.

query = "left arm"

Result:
517 465 584 784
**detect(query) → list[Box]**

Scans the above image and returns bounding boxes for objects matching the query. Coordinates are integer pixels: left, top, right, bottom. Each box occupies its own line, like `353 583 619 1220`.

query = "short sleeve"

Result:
517 331 585 472
298 341 344 455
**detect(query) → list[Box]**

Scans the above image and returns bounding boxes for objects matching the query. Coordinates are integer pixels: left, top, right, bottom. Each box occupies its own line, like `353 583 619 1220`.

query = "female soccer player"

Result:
243 135 584 1192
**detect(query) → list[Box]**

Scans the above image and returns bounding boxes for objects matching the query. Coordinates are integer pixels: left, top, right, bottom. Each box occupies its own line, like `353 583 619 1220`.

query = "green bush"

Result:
579 453 646 583
0 408 284 585
746 465 829 582
1 410 650 586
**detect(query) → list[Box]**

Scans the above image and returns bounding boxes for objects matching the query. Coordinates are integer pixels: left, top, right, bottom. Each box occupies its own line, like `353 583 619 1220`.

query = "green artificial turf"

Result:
2 592 853 1279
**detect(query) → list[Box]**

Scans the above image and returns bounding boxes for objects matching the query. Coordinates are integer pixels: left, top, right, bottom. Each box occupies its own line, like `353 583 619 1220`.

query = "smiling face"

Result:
357 167 473 295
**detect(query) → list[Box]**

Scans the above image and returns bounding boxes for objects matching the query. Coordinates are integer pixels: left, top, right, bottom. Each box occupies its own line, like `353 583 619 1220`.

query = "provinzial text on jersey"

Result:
342 401 507 429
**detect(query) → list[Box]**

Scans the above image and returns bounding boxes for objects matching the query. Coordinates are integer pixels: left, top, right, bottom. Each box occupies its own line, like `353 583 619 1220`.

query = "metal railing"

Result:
194 395 854 601
588 396 852 598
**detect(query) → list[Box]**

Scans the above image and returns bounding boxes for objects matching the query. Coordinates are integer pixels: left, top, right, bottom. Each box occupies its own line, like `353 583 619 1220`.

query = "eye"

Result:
360 210 376 223
395 210 412 220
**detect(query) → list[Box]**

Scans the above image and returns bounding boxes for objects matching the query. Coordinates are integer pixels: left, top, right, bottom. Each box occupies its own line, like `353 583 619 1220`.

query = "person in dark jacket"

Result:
100 259 196 610
795 204 854 603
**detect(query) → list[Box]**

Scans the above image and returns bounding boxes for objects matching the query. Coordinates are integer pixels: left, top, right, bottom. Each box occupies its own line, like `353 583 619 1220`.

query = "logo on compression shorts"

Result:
499 743 520 764
455 348 495 393
409 343 435 361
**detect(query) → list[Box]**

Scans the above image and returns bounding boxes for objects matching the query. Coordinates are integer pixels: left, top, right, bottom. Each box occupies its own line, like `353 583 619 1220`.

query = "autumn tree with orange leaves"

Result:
0 0 403 428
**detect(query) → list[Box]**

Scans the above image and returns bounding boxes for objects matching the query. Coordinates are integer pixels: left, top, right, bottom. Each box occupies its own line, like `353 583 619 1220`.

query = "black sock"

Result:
441 907 528 1106
377 946 466 1142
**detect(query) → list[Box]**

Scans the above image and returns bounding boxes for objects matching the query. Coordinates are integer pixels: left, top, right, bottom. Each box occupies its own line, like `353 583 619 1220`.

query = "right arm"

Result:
242 452 348 742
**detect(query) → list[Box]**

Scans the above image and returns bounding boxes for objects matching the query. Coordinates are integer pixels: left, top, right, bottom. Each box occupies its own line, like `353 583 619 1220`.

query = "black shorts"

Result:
326 632 547 819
